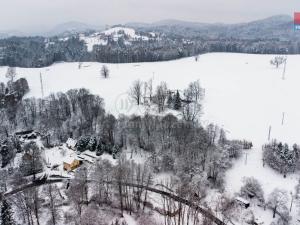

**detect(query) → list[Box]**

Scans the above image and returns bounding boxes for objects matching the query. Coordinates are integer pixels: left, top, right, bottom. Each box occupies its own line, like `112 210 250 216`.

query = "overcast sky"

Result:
1 0 299 32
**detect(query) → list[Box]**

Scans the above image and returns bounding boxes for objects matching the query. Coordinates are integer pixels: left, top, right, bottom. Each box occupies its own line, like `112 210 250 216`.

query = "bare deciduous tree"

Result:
101 65 110 78
147 78 153 102
267 188 288 218
270 56 286 68
181 81 203 122
6 67 17 83
155 82 168 113
182 102 201 122
45 184 61 225
129 80 143 105
92 159 113 204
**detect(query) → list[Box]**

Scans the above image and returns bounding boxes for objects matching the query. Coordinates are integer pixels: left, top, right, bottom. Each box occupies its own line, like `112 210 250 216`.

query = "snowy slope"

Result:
103 27 146 40
80 27 151 51
0 53 298 144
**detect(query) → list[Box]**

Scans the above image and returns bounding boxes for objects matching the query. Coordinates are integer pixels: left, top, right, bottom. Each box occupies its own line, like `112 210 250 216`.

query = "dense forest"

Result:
0 35 298 68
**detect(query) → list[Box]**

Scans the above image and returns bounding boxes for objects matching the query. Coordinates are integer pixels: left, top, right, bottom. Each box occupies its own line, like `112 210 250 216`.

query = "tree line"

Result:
0 32 299 68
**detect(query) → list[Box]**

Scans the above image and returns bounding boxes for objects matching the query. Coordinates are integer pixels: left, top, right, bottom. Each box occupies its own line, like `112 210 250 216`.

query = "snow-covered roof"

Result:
66 138 77 148
235 197 250 205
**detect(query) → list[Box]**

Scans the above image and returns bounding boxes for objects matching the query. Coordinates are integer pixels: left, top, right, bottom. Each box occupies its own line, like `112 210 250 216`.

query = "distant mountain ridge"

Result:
0 21 104 38
127 15 293 28
127 14 296 40
0 14 294 38
46 21 104 37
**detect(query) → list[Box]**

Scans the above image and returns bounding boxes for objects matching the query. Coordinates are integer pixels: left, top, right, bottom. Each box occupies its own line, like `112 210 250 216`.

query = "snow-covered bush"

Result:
270 56 286 68
240 177 264 203
87 137 97 151
267 188 289 219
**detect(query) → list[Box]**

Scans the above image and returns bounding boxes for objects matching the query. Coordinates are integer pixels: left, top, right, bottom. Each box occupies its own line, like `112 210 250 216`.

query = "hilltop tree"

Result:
270 56 286 68
101 65 110 78
5 67 17 92
5 67 16 83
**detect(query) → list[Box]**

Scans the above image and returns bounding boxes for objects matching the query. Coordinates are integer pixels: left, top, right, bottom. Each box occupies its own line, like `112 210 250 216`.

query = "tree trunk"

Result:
273 206 277 218
118 182 124 217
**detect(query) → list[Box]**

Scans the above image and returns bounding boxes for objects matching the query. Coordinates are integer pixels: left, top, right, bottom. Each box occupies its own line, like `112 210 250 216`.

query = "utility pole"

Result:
268 126 272 141
290 192 294 212
245 152 248 165
282 112 285 125
40 72 44 98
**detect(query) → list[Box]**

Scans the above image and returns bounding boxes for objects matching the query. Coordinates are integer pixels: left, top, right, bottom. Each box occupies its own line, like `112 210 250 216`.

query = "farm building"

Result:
15 130 38 140
235 196 250 208
63 159 82 171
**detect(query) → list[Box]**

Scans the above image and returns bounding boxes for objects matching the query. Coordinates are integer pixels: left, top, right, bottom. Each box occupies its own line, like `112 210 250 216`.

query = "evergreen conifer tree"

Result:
1 199 15 225
174 90 182 110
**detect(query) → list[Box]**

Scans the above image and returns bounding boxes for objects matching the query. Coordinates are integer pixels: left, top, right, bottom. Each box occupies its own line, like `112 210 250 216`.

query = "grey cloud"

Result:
0 0 299 32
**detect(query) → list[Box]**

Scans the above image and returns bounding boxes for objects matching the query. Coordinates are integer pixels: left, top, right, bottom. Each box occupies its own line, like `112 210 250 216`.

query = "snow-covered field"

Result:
1 53 298 144
1 52 300 224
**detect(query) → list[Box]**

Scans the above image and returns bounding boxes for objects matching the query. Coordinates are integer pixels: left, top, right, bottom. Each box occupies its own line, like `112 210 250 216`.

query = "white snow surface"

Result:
1 53 298 144
103 27 141 39
1 52 300 224
79 34 108 51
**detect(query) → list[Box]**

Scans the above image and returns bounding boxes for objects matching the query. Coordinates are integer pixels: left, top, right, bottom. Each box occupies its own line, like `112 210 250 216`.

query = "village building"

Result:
63 159 82 172
66 138 77 150
235 196 250 209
